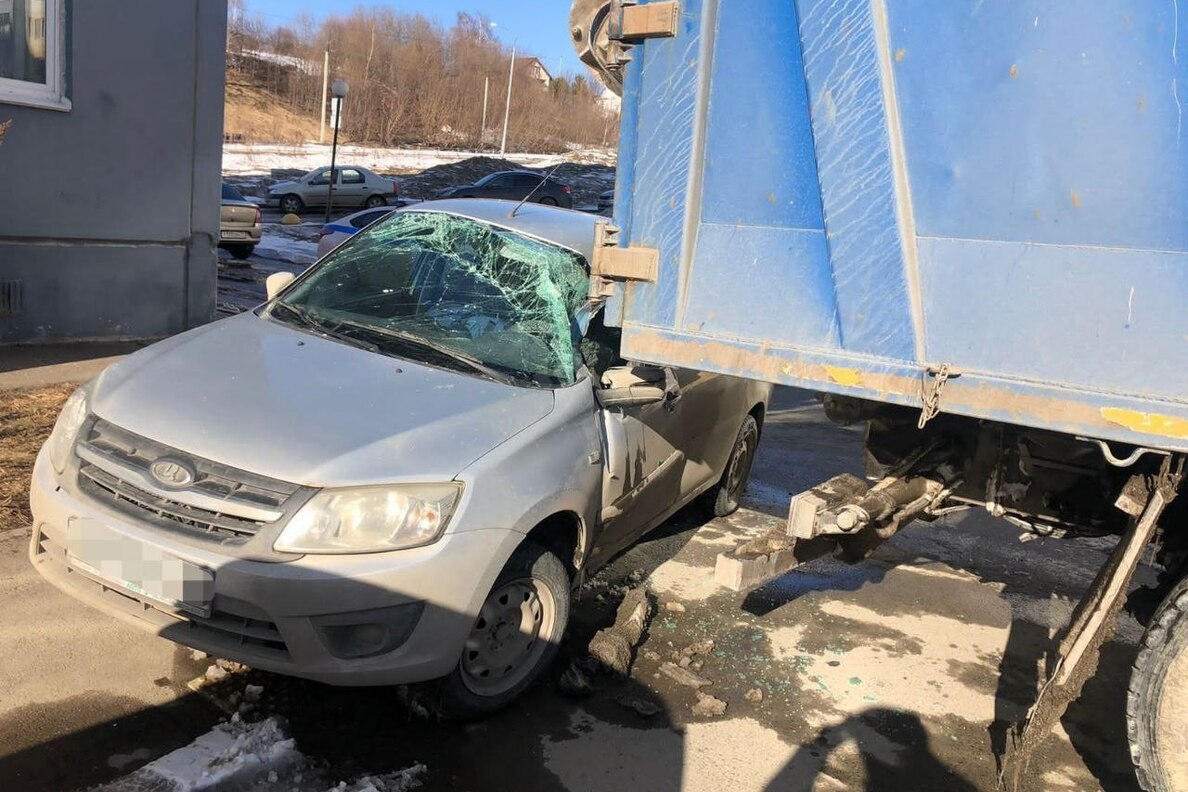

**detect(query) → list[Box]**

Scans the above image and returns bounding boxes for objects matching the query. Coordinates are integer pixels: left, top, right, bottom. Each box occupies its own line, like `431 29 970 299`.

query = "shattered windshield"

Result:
273 211 589 385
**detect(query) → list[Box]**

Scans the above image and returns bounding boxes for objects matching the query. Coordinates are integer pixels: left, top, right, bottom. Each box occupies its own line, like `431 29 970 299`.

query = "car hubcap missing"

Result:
460 577 555 696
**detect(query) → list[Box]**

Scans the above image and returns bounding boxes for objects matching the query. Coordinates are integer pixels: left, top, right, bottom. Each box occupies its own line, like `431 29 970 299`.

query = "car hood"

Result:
90 313 557 487
269 180 300 194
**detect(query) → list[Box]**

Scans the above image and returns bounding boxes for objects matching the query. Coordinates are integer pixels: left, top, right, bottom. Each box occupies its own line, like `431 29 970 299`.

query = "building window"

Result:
0 0 69 111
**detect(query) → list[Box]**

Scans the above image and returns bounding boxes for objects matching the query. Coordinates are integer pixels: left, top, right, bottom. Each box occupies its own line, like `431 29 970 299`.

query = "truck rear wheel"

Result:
1128 576 1188 791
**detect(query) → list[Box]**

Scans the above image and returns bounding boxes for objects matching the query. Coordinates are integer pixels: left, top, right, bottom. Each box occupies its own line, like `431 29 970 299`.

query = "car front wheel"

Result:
436 540 570 718
279 194 304 215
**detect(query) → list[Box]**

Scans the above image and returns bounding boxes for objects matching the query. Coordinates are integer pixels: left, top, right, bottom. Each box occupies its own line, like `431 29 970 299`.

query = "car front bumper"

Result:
28 448 522 686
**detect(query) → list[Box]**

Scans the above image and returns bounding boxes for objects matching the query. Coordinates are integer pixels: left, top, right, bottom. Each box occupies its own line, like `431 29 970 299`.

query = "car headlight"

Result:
275 483 463 554
47 385 90 474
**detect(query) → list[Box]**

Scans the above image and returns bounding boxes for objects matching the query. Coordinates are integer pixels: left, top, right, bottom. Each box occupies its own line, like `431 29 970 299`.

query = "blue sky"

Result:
243 0 585 78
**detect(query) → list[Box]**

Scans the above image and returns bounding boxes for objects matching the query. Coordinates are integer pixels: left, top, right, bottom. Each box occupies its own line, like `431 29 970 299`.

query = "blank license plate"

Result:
66 519 214 617
221 231 249 239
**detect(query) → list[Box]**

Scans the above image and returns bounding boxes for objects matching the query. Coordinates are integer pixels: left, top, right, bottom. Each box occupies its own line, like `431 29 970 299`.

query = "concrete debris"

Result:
692 693 728 718
642 649 662 662
745 687 765 703
664 602 687 613
659 662 711 689
215 659 249 674
558 662 595 698
205 664 230 683
190 650 210 662
678 656 692 668
243 684 264 702
682 639 715 658
616 695 662 718
395 686 441 721
626 569 647 586
691 661 703 671
587 587 655 675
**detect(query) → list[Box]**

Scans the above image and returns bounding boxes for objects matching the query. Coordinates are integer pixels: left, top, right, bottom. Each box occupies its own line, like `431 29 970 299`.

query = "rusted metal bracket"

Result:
616 1 680 40
590 222 658 301
570 1 679 95
999 457 1185 790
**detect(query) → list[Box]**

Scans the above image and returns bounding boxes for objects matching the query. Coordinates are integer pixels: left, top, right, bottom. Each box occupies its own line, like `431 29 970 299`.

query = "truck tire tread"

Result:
1128 575 1188 792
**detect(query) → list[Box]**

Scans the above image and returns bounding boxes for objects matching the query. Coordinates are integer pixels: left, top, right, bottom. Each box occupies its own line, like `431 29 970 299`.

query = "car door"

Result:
478 173 517 200
593 365 690 558
304 168 335 207
513 174 543 201
338 168 369 207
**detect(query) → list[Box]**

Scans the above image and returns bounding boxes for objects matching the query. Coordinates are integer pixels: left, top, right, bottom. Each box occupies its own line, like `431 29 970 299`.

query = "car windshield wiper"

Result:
271 302 379 353
326 319 516 384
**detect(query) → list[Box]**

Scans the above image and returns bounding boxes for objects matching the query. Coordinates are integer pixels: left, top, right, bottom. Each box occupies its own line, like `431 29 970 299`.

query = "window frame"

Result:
0 0 70 112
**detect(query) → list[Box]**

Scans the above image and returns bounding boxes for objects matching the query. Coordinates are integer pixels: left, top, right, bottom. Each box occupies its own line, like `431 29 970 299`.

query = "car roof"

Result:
402 199 599 261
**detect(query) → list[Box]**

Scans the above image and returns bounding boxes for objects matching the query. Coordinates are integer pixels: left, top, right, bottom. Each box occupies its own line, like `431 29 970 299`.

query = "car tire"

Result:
435 540 570 719
1128 575 1188 791
279 194 304 215
699 414 760 518
229 244 254 261
365 195 387 209
538 196 558 206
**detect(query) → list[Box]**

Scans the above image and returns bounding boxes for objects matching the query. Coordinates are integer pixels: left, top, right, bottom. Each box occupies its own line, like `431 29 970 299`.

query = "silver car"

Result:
267 166 399 215
29 200 770 716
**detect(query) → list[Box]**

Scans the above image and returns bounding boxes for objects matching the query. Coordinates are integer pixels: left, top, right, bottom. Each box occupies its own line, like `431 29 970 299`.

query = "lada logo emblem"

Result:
150 458 196 489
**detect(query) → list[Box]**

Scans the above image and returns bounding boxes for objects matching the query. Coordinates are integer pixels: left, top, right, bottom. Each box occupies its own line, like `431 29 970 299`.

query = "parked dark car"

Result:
598 188 614 214
434 170 573 209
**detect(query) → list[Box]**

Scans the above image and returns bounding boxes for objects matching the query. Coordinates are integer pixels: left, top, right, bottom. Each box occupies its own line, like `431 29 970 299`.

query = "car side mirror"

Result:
266 272 296 300
596 365 678 409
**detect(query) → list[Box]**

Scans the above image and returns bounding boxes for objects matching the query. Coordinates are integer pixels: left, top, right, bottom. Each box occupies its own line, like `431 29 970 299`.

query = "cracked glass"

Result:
275 210 590 386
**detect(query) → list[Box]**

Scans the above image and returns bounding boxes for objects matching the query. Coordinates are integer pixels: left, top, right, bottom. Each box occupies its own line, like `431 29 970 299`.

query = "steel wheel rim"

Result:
460 577 556 696
726 428 757 500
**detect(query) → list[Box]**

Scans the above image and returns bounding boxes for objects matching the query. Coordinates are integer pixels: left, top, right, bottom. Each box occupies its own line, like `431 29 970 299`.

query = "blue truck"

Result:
571 1 1188 788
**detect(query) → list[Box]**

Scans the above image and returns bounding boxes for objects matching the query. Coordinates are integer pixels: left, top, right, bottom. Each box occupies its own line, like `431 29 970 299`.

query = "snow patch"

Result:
124 717 298 791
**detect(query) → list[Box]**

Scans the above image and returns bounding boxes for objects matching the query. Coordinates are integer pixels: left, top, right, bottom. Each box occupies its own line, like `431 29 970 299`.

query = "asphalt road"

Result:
0 389 1150 791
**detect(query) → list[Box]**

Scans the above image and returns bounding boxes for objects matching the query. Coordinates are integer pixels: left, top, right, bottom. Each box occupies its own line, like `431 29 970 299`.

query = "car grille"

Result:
75 419 304 544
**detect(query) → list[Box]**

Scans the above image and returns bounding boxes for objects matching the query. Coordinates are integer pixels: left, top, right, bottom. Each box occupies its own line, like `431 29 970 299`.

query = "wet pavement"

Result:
0 390 1149 791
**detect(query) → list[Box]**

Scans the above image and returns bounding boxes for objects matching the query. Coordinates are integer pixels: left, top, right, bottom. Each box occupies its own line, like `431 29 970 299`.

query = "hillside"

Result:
224 76 320 145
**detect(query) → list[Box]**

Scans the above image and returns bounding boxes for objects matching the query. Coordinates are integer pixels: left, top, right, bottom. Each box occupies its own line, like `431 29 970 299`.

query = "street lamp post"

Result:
326 78 349 224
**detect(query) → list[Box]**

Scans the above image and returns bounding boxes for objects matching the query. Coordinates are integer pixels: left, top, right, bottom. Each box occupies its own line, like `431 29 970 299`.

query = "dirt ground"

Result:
0 387 1149 791
0 384 73 529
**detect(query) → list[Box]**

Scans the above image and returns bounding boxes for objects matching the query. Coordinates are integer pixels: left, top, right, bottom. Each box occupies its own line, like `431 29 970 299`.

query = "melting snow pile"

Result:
325 764 427 792
97 717 298 792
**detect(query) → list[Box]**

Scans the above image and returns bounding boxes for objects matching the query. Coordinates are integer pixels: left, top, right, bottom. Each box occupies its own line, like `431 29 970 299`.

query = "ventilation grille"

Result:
0 280 21 317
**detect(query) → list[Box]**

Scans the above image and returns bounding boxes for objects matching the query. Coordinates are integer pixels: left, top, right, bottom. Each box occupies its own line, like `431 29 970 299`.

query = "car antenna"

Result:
509 163 566 219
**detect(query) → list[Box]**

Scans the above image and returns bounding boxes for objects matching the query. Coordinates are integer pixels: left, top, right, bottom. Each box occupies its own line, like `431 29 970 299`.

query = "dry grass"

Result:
0 383 74 529
225 80 320 145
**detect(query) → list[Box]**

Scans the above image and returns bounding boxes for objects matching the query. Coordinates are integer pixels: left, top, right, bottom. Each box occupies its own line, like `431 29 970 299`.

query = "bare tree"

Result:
226 3 618 152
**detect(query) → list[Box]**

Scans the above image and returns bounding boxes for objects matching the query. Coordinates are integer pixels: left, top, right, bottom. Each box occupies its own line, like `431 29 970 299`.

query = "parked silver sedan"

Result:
29 200 770 717
266 166 399 215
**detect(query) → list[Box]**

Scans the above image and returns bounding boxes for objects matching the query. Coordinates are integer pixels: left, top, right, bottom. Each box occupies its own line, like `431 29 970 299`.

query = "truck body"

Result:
597 0 1188 453
570 1 1188 788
